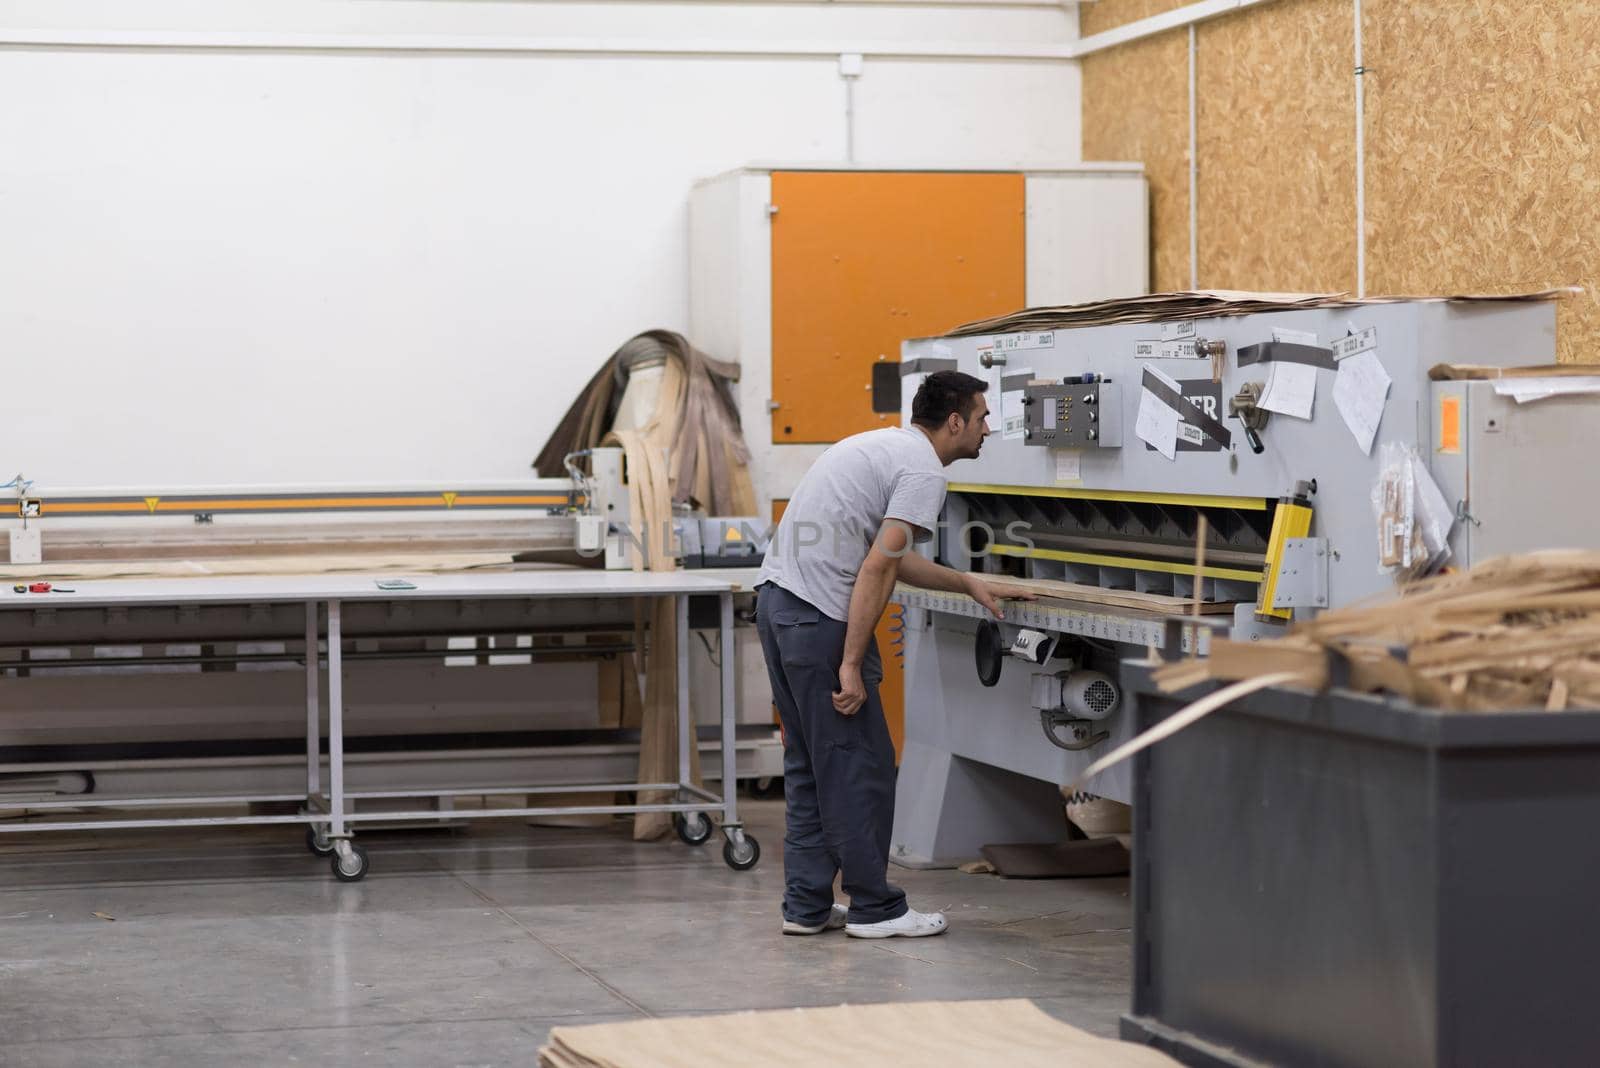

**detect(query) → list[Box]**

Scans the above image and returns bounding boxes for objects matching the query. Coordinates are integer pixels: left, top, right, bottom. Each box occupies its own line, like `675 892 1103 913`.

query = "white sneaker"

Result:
781 903 848 936
845 907 949 939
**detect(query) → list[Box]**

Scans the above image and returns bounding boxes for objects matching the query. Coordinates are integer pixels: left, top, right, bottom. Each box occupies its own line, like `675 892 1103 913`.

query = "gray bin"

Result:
1118 660 1600 1068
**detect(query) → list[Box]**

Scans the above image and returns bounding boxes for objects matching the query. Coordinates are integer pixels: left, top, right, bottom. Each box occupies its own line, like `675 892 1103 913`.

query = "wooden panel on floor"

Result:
542 998 1180 1068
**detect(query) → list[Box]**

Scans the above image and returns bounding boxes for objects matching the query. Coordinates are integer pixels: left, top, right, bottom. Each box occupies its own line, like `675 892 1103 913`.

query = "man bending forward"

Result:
754 370 1029 939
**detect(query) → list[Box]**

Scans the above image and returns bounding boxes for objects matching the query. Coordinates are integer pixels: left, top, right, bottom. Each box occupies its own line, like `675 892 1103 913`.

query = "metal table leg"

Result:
669 592 714 847
303 601 333 857
676 593 691 790
325 599 368 881
718 590 758 870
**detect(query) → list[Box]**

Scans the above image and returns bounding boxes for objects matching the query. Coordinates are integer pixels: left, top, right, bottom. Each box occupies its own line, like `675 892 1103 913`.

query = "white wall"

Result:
0 1 1083 488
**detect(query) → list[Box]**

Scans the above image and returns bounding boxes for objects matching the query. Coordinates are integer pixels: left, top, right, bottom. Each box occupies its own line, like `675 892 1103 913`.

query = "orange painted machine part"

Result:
767 498 907 763
769 171 1027 445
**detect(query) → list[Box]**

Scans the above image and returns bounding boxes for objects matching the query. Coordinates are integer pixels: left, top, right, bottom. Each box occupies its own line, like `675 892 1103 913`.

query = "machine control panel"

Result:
1021 380 1122 447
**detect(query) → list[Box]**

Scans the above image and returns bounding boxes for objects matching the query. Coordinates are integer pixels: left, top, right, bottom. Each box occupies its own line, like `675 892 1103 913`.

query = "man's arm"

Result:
832 521 914 716
897 551 1037 622
834 523 1040 715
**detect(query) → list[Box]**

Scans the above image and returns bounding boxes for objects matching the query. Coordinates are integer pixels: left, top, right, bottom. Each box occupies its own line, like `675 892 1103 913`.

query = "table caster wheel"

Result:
306 826 335 857
674 811 713 846
723 834 760 871
332 843 369 882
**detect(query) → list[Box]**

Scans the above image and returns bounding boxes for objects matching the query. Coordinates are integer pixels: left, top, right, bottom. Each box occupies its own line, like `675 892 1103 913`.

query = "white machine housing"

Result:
889 297 1600 866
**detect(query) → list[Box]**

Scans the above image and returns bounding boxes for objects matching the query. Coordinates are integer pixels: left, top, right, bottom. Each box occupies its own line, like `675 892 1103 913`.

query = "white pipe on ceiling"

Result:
0 28 1075 61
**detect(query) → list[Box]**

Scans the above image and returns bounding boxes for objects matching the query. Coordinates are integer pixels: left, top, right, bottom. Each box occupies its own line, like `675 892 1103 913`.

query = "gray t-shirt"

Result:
757 426 947 622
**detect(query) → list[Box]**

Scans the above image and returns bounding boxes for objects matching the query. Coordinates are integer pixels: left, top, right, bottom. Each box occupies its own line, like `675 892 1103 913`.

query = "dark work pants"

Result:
754 583 907 927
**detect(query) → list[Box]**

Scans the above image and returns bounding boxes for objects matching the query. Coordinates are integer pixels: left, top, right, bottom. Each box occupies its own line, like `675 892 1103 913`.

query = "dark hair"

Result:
910 370 989 429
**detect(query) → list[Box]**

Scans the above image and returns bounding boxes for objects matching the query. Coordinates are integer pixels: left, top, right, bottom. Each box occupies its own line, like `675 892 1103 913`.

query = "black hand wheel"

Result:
975 619 1004 687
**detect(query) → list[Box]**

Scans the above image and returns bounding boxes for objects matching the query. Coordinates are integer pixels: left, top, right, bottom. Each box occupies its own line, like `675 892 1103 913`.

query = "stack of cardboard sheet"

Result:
1429 360 1600 381
1155 551 1600 713
942 286 1578 339
943 290 1345 337
539 1000 1179 1068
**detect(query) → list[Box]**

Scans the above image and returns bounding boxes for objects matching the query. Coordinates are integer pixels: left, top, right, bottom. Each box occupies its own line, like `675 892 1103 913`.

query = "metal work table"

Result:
0 569 754 881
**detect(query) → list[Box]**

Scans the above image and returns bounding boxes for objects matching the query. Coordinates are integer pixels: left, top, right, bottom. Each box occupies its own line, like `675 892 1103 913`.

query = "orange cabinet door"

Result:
769 171 1026 445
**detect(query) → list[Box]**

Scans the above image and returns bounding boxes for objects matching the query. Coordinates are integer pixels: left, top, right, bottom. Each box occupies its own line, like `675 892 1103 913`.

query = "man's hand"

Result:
961 573 1039 620
833 661 867 716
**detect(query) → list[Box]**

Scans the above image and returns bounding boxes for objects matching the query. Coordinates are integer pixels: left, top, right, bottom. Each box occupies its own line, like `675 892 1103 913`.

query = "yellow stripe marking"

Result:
450 495 569 507
989 543 1263 583
43 502 151 514
949 483 1269 511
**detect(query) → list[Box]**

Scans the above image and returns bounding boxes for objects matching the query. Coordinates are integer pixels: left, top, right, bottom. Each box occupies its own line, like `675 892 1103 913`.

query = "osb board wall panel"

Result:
1081 31 1190 292
1082 0 1597 361
1365 1 1600 362
1196 0 1356 294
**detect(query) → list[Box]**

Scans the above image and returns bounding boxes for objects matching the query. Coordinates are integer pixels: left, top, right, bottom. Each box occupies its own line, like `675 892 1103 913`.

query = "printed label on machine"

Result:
1334 349 1392 454
1135 336 1207 361
1259 361 1319 420
1139 373 1229 455
1136 367 1184 459
1174 380 1226 452
996 331 1056 352
1053 450 1082 482
1001 370 1033 440
1331 326 1379 361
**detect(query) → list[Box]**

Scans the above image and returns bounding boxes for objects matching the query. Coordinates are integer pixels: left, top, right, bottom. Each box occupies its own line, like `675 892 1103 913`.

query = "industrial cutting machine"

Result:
885 295 1600 866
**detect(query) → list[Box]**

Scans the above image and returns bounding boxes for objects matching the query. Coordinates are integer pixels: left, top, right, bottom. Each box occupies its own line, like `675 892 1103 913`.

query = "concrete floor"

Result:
0 799 1133 1066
